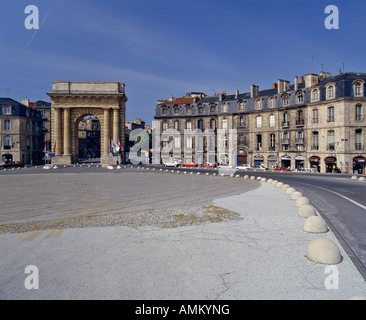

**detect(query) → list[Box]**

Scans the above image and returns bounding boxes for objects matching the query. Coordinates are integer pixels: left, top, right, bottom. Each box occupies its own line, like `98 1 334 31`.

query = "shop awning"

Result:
354 157 366 163
324 157 337 163
309 156 320 162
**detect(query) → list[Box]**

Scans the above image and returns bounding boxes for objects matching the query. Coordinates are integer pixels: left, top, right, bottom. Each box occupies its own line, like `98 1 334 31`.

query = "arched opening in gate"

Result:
75 114 101 164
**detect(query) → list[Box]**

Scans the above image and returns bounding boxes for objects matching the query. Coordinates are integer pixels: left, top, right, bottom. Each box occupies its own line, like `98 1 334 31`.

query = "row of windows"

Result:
1 105 42 119
0 120 43 132
1 136 32 147
161 129 364 152
160 82 365 116
161 104 363 131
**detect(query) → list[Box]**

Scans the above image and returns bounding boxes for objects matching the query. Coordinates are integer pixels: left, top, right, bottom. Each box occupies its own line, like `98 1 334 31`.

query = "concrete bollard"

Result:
304 216 328 233
291 191 303 200
244 175 249 179
295 196 310 207
281 184 290 191
261 178 267 182
298 205 316 218
267 178 273 184
306 238 342 264
250 176 256 180
286 187 296 195
359 177 365 181
276 182 284 188
351 175 358 180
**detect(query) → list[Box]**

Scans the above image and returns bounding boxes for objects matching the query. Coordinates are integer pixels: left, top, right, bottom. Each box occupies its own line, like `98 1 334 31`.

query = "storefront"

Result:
254 155 264 167
353 156 366 174
324 157 337 173
281 155 291 169
267 155 277 169
295 156 305 170
308 156 320 172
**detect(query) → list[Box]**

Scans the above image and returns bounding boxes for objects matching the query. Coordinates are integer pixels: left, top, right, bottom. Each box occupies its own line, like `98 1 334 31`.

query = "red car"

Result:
2 161 25 168
200 163 217 168
182 162 198 167
272 167 289 171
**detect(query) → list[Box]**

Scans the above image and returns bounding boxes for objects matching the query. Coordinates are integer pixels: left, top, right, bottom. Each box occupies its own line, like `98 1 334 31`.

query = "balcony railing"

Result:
355 143 363 150
328 143 335 151
296 119 304 126
281 121 290 128
281 139 289 144
295 138 304 144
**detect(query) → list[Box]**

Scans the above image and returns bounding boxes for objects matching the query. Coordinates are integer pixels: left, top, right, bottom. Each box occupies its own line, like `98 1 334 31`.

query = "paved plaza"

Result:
0 167 366 300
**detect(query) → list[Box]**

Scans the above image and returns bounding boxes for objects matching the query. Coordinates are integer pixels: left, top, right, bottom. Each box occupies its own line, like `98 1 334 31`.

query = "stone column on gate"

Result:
103 108 110 156
113 108 120 147
54 108 61 156
63 108 71 156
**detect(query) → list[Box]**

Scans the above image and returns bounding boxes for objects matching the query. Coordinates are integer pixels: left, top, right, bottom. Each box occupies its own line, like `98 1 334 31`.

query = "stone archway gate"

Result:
47 81 127 165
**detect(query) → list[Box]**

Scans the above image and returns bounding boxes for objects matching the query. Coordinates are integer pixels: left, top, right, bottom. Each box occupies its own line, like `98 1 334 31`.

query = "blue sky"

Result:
1 0 366 123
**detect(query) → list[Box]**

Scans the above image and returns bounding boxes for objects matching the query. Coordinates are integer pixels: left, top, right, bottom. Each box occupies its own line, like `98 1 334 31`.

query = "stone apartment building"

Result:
154 72 366 174
0 98 43 165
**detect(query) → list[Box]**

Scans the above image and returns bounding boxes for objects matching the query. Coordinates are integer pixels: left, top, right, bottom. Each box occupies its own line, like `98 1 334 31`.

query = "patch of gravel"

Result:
0 203 242 234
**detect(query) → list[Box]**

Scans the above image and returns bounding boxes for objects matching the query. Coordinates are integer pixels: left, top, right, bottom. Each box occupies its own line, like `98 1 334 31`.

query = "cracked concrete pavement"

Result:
1 172 366 299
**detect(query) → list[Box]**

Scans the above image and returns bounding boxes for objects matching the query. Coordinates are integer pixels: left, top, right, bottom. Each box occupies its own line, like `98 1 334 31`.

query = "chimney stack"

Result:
235 90 239 99
251 84 259 98
21 98 30 107
294 76 298 91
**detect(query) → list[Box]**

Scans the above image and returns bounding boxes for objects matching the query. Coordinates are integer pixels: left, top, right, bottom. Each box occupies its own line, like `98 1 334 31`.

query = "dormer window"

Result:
186 106 192 115
281 94 290 107
268 97 275 108
161 106 168 115
221 103 228 113
198 106 204 114
173 106 180 115
296 91 304 104
311 88 320 102
3 105 11 115
326 84 335 100
354 81 364 97
238 100 245 111
255 99 262 110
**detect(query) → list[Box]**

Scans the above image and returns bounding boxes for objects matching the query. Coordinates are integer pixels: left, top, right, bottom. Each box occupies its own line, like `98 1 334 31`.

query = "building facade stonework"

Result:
47 81 127 165
154 72 366 174
0 98 43 165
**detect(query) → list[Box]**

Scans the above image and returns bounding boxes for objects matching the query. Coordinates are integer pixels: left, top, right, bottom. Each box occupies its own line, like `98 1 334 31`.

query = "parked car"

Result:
164 161 180 167
235 164 252 170
200 162 216 168
182 162 198 167
2 161 25 168
272 166 289 171
253 165 266 170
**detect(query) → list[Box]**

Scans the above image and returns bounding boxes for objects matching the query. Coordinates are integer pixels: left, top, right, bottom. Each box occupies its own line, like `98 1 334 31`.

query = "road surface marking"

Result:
17 233 26 237
316 186 366 210
56 229 64 237
23 231 44 241
44 230 55 239
0 238 4 242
